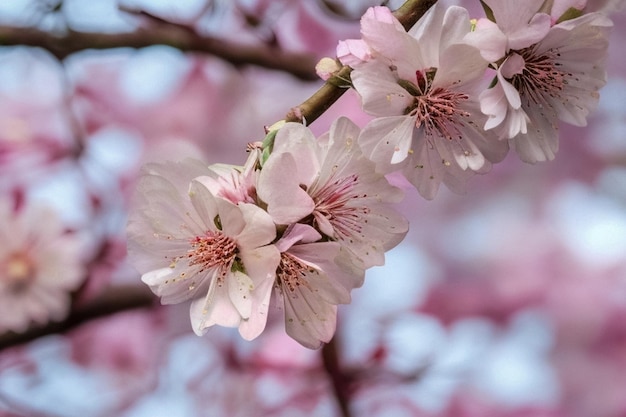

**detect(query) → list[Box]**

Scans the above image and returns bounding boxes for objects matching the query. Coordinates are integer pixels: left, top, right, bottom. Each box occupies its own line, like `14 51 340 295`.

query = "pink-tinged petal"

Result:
480 82 509 131
479 71 531 139
434 43 488 88
131 173 205 240
188 179 222 230
190 279 241 335
351 61 413 117
235 203 276 248
511 117 559 162
275 223 322 253
238 245 279 340
283 291 337 349
292 248 360 305
400 133 447 200
141 159 211 194
360 6 406 46
337 39 371 67
272 122 320 183
364 6 403 28
584 0 625 12
359 116 416 172
466 18 509 62
506 107 531 137
438 6 475 52
539 13 610 126
407 0 446 44
272 122 316 152
508 12 552 50
497 70 522 109
257 152 315 224
317 116 362 180
140 268 173 294
227 270 253 319
312 211 335 237
484 0 545 34
360 11 425 79
451 137 486 171
500 52 526 79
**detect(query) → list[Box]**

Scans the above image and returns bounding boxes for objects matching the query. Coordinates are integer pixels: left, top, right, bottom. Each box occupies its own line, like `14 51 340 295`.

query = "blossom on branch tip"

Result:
257 117 408 270
345 3 508 199
0 201 85 333
126 160 280 340
469 0 612 162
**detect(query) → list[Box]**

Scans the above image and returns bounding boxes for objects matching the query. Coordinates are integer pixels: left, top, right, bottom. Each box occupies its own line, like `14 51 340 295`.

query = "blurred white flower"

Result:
0 200 85 333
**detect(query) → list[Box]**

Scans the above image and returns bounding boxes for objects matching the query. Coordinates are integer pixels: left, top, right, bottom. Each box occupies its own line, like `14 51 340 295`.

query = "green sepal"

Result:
480 1 496 22
556 7 584 24
260 127 279 167
231 258 246 274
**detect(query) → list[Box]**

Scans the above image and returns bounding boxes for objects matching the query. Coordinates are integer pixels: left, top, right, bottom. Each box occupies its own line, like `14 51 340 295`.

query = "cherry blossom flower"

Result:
0 200 85 333
195 145 261 205
257 117 408 269
468 0 612 162
336 6 402 67
345 4 508 199
273 224 364 349
126 159 280 341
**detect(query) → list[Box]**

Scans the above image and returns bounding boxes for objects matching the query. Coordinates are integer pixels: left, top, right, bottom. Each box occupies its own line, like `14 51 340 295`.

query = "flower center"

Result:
186 231 238 280
276 253 315 294
2 252 35 293
510 48 565 105
411 89 471 140
401 69 470 140
312 174 370 239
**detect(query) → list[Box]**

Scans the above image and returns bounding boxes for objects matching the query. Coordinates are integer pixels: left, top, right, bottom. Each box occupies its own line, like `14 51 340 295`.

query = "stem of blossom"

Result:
322 336 353 417
0 285 154 350
284 0 438 125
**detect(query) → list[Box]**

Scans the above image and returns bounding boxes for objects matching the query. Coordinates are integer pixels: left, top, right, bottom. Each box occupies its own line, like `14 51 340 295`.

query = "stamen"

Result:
410 88 471 140
186 231 238 279
313 174 368 239
511 48 566 106
276 253 316 295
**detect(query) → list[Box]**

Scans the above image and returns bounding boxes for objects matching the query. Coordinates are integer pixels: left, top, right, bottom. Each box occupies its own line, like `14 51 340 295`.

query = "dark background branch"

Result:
0 24 319 80
0 285 155 350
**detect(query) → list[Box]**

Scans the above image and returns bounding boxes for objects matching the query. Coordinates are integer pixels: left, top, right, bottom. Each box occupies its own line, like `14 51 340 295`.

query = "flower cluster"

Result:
127 118 408 348
339 0 612 196
127 0 615 348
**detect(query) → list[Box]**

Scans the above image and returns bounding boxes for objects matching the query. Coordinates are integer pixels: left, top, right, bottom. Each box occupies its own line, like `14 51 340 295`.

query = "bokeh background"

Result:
1 0 626 416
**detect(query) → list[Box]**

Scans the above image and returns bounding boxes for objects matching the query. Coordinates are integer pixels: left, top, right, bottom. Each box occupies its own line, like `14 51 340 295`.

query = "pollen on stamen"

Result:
276 253 314 296
186 231 237 277
511 47 566 106
406 85 470 141
312 173 364 239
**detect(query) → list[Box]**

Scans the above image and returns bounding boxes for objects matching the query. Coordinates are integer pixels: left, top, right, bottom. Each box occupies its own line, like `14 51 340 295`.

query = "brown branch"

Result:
285 0 438 124
0 25 319 81
322 337 352 417
0 285 155 350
